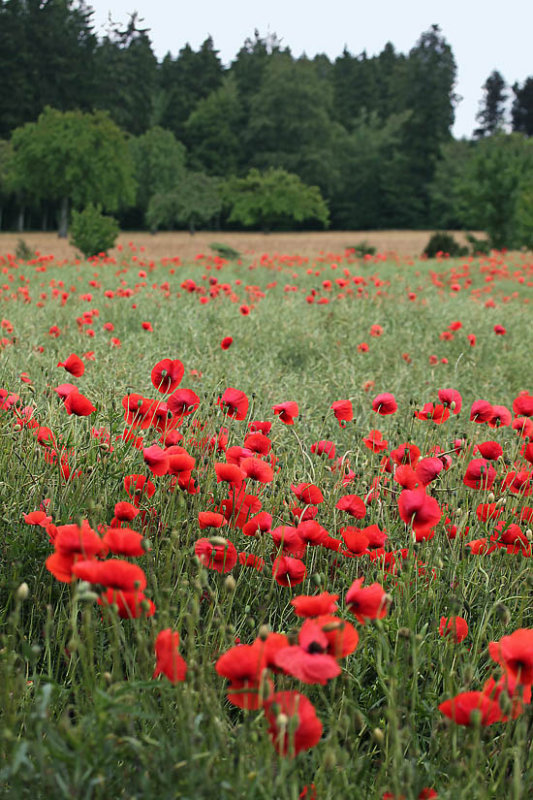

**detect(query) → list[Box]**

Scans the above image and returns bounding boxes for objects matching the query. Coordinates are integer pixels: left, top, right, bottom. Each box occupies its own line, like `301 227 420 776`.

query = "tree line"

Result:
1 0 533 246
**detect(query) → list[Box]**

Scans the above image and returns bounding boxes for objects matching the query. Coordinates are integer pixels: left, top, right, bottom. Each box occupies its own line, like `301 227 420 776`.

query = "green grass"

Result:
0 246 532 799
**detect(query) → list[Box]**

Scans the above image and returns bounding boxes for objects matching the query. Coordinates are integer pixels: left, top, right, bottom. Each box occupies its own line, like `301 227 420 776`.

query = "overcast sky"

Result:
87 0 533 139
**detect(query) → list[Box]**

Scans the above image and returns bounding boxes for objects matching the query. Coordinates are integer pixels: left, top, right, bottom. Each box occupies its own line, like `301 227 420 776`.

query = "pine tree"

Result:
474 70 507 138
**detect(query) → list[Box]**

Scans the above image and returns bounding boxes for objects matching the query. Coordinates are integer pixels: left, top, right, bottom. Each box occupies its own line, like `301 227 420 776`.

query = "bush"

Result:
69 204 119 258
15 239 34 261
209 242 241 260
422 232 468 259
346 241 377 257
466 233 491 255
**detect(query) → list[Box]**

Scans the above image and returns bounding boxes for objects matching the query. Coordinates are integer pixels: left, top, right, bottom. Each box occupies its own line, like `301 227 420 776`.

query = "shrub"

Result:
209 242 241 260
69 204 119 258
15 239 34 261
466 233 491 255
346 241 377 257
422 232 468 258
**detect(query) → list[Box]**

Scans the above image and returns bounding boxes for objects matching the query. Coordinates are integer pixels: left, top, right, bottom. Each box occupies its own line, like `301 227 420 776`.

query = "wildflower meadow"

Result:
1 241 532 799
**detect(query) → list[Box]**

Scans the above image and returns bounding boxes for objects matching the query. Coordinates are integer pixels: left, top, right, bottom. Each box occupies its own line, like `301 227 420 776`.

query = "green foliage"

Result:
346 241 377 257
466 233 491 255
147 171 222 233
69 204 119 258
10 107 135 235
209 242 241 260
512 77 533 136
129 127 187 219
225 167 330 231
458 133 533 249
422 231 468 258
474 70 507 138
14 238 34 261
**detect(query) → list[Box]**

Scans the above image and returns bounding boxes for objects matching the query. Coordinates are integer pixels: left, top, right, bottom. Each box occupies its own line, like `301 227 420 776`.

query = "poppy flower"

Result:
311 440 336 459
102 527 146 557
166 447 196 475
336 494 366 519
220 336 233 350
216 644 268 709
415 457 443 486
463 459 496 491
217 387 249 420
242 511 273 536
331 399 353 426
502 469 533 496
297 520 332 547
64 389 95 417
271 526 306 558
57 353 85 377
141 321 153 332
167 388 200 418
214 462 243 488
438 691 503 726
482 672 532 718
273 401 299 425
153 629 187 684
54 521 105 558
73 558 147 591
272 555 307 587
220 486 262 528
244 432 272 456
345 577 389 624
494 324 507 335
488 628 533 685
249 420 272 435
291 592 339 618
488 405 512 428
414 403 450 424
264 691 323 756
143 444 169 476
513 392 533 417
124 474 156 505
372 393 397 415
475 441 503 460
438 387 462 414
439 616 468 643
240 456 274 483
363 429 388 452
291 483 324 505
150 358 184 394
23 510 52 527
198 511 226 530
398 488 442 537
274 619 341 685
98 588 155 619
470 400 493 423
194 537 238 573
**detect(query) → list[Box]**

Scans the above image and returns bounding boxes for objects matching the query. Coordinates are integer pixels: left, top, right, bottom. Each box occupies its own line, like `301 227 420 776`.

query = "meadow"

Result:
0 236 532 799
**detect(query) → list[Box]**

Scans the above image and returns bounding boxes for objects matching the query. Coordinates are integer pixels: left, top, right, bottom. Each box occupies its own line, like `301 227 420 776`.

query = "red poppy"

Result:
488 628 533 685
240 456 274 483
220 336 233 350
274 619 341 685
398 488 442 537
414 403 450 424
214 462 243 488
264 691 322 756
54 521 105 558
336 494 366 519
167 388 200 418
124 474 156 505
198 511 226 530
194 537 238 572
153 629 187 683
102 527 146 557
311 440 336 459
72 559 147 591
439 691 503 726
64 389 95 417
363 429 388 452
415 457 443 486
438 388 462 414
216 644 268 709
272 555 307 586
271 526 306 558
463 459 496 491
272 401 299 425
513 392 533 417
98 588 155 619
166 446 196 475
244 432 272 455
331 399 353 426
482 672 532 718
488 405 512 428
217 387 249 420
291 483 324 505
291 592 339 618
57 353 85 377
390 442 421 467
475 441 503 460
345 576 389 624
494 324 506 335
439 616 468 643
150 358 184 394
372 393 397 415
143 444 169 476
470 400 493 423
242 511 273 536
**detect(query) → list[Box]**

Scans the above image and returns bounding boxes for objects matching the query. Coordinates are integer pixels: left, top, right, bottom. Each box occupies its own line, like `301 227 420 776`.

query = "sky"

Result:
87 0 533 139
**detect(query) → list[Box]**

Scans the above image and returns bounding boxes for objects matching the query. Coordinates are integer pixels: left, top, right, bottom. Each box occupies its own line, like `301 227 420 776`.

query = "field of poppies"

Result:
1 241 532 799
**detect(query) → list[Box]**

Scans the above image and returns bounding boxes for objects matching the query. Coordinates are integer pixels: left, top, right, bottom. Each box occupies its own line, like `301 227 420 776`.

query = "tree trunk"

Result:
189 215 196 235
17 206 25 232
58 196 69 238
42 206 48 231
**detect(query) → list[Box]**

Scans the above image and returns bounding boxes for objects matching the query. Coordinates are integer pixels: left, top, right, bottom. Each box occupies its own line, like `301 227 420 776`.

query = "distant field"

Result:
0 229 478 260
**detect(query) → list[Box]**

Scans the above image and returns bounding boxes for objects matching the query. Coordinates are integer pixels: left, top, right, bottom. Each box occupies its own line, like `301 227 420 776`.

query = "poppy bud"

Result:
372 727 385 745
323 748 337 770
258 624 270 640
16 582 29 601
224 575 236 592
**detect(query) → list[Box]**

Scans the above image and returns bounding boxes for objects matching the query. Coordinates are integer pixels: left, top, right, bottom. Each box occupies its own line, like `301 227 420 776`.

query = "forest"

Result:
1 0 533 245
